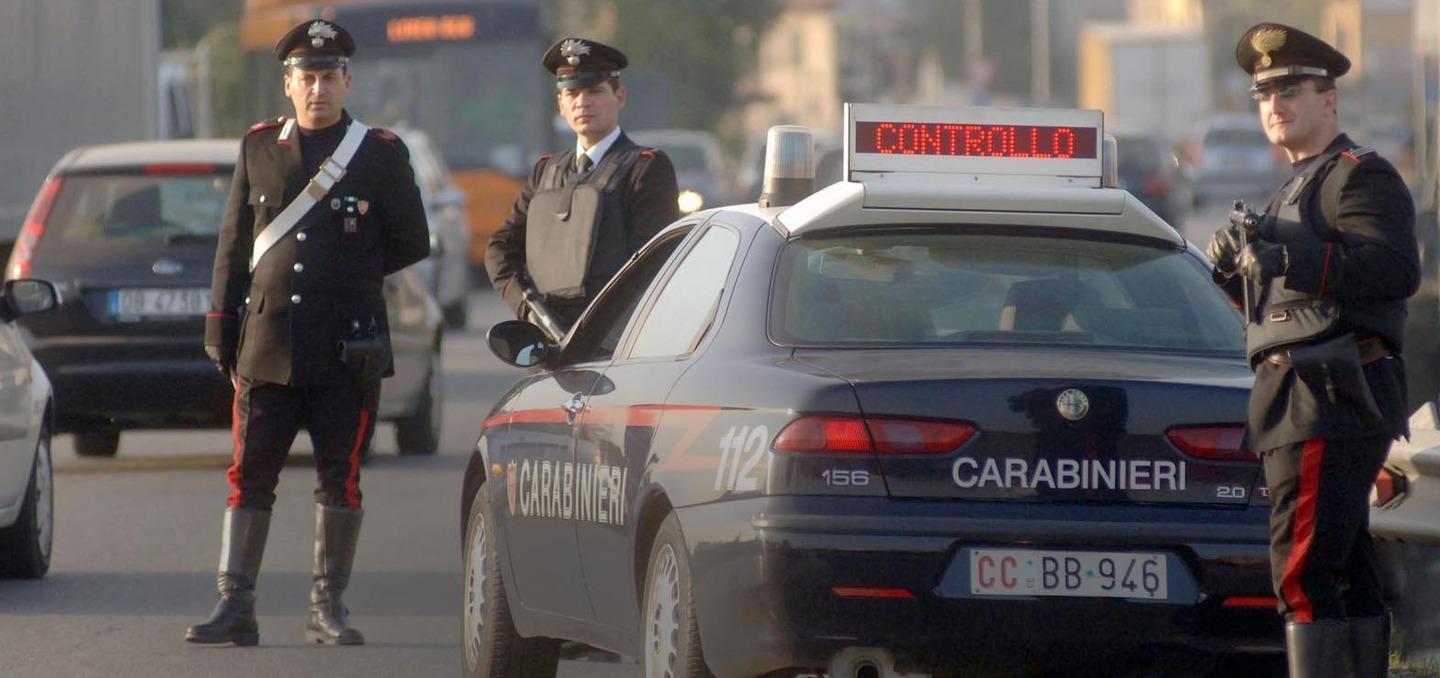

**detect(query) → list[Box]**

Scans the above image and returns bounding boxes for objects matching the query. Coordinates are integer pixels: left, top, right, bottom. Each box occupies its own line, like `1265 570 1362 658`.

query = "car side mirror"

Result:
486 320 555 368
0 279 58 322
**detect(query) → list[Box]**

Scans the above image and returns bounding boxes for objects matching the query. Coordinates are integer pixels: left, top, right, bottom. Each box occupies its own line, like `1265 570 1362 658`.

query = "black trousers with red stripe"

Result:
226 377 380 510
1263 435 1390 623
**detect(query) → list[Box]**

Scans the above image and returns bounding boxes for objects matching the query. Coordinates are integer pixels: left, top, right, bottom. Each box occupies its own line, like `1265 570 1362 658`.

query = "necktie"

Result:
577 154 593 174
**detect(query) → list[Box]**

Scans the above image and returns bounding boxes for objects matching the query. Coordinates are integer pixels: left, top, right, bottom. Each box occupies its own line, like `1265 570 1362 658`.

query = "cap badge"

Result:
1251 27 1287 69
560 39 591 66
308 21 337 48
1055 388 1091 422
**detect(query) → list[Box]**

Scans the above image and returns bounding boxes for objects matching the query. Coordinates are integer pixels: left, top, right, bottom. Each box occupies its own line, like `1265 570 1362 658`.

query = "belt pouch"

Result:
1287 333 1383 426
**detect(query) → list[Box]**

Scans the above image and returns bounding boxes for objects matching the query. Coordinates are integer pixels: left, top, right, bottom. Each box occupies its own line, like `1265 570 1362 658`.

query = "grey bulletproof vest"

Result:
524 149 639 299
1244 151 1345 360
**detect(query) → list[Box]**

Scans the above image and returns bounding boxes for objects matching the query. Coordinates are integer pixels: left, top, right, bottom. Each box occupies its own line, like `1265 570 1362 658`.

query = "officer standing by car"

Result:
186 19 430 647
1205 22 1419 678
485 37 679 336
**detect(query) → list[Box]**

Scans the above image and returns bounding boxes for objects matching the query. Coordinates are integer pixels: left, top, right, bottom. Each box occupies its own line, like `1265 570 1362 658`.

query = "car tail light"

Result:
868 418 975 454
831 586 914 600
773 416 872 453
1222 595 1277 609
6 176 63 281
773 416 975 454
1166 426 1253 462
1372 466 1407 508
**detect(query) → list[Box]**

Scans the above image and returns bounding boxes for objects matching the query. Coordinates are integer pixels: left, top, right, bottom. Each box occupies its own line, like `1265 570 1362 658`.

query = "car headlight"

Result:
677 190 704 214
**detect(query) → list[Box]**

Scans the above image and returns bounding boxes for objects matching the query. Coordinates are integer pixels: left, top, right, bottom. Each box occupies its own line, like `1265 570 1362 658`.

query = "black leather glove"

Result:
205 345 234 382
1236 241 1289 283
1205 226 1245 276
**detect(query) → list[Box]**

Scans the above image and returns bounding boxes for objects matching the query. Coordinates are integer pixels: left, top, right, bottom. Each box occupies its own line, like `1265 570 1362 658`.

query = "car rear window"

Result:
770 230 1244 354
48 170 231 244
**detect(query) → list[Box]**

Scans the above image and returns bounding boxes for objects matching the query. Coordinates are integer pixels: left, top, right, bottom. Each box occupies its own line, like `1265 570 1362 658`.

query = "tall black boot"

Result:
1286 620 1349 678
185 508 271 646
1348 616 1390 678
305 504 365 645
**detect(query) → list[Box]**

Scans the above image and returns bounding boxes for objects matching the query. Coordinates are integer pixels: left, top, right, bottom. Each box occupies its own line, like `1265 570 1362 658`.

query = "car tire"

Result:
0 421 54 578
74 428 120 458
643 513 712 678
443 301 469 330
462 489 559 678
396 344 441 455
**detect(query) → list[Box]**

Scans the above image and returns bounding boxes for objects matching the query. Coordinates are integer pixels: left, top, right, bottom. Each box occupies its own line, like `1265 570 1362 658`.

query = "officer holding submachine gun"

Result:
486 38 679 340
1205 23 1419 678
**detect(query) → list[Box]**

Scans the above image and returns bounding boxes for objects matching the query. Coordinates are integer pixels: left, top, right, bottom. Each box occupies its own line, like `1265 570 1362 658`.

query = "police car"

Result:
461 105 1283 677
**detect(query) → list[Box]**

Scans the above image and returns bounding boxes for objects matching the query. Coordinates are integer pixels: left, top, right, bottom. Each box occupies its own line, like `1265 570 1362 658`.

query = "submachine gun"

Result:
1229 200 1264 326
520 285 569 344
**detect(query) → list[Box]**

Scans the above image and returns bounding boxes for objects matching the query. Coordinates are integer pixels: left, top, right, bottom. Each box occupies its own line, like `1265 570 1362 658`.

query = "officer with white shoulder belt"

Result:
188 18 430 647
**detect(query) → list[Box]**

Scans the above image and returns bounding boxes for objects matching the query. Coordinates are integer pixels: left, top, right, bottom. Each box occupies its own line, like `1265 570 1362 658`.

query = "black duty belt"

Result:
1264 336 1392 368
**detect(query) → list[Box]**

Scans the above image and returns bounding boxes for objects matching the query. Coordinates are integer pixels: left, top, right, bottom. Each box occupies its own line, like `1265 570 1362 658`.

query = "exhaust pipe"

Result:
827 647 931 678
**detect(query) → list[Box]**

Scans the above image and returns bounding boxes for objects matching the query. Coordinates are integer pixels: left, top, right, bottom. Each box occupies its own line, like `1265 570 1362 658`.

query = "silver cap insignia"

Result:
1055 388 1090 422
308 21 337 48
560 39 590 66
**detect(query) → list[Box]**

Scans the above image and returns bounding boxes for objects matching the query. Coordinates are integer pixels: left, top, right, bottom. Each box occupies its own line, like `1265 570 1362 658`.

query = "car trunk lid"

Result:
793 348 1259 507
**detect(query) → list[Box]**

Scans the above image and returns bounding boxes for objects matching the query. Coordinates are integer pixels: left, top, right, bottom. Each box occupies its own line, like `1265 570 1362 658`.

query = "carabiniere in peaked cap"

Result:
1235 22 1350 90
542 37 627 90
275 19 356 70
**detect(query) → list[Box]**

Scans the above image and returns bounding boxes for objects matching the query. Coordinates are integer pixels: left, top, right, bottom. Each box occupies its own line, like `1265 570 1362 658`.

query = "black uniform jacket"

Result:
484 131 679 314
206 112 431 386
1216 134 1419 452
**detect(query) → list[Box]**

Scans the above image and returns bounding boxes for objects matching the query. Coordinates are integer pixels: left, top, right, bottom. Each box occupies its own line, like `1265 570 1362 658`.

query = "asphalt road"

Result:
0 291 639 678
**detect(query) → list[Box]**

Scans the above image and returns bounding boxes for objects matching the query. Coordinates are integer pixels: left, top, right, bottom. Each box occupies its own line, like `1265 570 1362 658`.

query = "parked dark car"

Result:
1113 130 1188 224
7 140 443 457
1186 114 1289 208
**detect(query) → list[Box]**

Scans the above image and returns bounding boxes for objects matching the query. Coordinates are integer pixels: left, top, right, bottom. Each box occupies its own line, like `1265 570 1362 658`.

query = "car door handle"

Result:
563 393 587 424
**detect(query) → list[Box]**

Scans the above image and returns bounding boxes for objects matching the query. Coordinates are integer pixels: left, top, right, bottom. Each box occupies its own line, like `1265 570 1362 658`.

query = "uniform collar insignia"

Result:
308 21 337 48
560 39 590 66
1251 27 1287 69
278 117 297 144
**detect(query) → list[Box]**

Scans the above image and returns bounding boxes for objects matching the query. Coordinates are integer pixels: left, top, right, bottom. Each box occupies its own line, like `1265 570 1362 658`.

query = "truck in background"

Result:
0 0 163 242
1077 23 1210 146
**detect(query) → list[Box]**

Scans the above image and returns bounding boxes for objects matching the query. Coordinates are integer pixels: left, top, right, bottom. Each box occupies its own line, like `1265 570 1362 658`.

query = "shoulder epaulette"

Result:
366 127 399 147
1341 146 1376 163
246 117 285 135
538 153 554 162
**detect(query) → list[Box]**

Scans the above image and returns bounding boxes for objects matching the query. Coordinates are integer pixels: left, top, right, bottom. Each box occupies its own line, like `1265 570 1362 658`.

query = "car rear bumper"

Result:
31 338 232 430
679 495 1282 677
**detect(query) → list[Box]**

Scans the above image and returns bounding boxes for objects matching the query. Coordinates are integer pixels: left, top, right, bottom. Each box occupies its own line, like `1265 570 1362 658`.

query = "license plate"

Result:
110 288 210 318
968 548 1168 600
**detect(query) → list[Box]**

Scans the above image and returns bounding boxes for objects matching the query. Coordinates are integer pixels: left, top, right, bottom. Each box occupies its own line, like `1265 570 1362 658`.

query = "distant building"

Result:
1322 0 1416 180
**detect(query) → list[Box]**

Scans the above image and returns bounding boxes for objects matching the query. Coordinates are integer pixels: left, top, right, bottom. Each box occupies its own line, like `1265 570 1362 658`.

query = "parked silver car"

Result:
0 280 59 578
393 128 472 329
